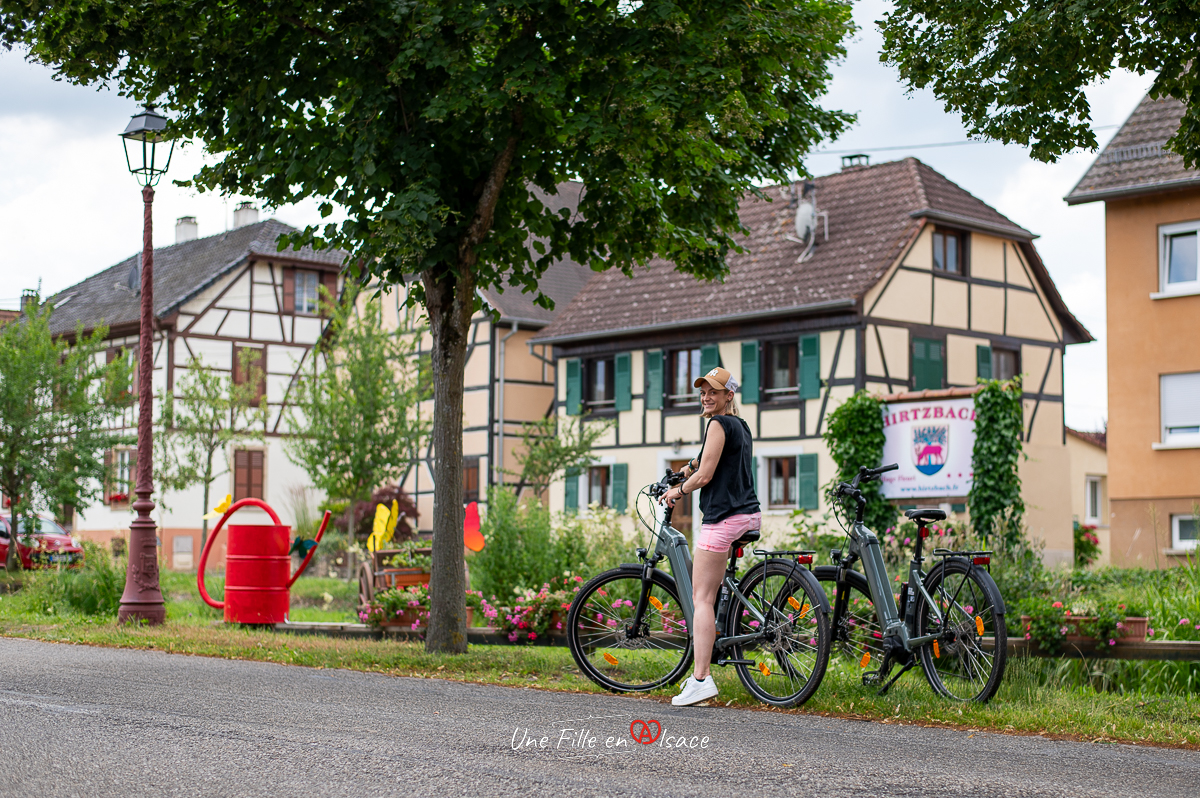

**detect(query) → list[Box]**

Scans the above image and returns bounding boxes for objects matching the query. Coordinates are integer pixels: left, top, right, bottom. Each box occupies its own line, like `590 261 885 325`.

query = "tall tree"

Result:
878 0 1200 165
2 0 854 651
0 300 131 570
284 285 430 537
157 351 267 549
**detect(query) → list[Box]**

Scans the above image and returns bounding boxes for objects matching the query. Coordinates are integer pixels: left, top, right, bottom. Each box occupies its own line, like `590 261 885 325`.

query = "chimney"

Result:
20 288 39 314
232 201 260 228
841 154 870 171
176 216 198 243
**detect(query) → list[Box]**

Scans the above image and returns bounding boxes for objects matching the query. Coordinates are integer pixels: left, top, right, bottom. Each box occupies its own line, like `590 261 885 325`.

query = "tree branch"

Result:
457 109 523 270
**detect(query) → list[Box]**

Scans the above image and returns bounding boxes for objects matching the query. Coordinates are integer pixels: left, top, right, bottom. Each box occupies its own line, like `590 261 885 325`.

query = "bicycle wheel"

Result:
727 560 830 707
567 567 693 692
915 557 1007 702
811 566 886 671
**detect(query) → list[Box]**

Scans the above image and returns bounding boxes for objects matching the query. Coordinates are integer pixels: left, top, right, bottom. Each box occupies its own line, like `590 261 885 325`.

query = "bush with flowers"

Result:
479 574 579 643
361 583 430 631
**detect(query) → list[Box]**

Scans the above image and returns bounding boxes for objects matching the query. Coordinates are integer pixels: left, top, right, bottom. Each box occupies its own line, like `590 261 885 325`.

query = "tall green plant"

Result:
0 299 131 570
156 351 266 548
285 286 430 535
823 391 894 534
969 377 1025 546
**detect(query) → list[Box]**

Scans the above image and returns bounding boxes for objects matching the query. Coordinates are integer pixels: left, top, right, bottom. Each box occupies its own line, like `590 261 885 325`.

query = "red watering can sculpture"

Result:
197 497 330 624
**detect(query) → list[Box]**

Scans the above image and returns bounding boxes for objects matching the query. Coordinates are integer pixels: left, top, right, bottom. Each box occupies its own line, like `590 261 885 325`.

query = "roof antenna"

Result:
784 181 827 263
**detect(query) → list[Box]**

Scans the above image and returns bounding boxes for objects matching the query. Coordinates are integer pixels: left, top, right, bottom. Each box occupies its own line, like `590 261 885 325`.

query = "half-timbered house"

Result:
44 206 345 569
531 158 1091 565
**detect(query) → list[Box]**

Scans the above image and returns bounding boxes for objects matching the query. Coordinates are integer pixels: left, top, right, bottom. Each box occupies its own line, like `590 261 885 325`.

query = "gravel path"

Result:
0 637 1195 797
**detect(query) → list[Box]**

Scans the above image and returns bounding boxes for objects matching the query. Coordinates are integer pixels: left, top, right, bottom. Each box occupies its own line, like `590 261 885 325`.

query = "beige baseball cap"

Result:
693 366 740 393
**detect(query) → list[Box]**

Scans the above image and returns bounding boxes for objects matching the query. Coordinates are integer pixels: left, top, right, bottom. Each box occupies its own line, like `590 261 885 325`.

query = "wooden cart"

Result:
357 546 432 611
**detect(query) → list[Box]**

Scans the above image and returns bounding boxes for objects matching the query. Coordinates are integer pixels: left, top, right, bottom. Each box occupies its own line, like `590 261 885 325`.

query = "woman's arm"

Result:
665 420 724 505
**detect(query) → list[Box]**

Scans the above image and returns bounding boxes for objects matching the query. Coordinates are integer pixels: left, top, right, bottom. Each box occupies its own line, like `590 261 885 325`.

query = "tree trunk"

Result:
422 268 475 654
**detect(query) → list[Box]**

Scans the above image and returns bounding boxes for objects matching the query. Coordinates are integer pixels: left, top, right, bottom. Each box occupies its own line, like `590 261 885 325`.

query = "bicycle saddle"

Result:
904 508 946 523
734 529 761 545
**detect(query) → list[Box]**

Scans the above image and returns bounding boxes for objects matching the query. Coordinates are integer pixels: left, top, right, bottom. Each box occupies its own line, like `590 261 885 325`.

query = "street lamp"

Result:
116 104 173 625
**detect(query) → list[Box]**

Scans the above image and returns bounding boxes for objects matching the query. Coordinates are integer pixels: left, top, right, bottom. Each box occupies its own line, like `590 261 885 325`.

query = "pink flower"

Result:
1025 633 1031 639
1180 618 1191 626
1108 639 1116 646
904 538 911 545
528 632 537 640
749 620 760 628
1148 628 1155 635
1052 601 1062 609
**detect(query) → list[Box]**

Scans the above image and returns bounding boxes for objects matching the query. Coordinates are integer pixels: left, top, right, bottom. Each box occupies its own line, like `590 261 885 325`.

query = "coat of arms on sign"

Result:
912 425 948 476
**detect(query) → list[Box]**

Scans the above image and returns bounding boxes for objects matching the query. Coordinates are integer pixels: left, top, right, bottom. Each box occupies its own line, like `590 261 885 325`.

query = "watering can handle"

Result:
196 498 283 610
288 510 331 588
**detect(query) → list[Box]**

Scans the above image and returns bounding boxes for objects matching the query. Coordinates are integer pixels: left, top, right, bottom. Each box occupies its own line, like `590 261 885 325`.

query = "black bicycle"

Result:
812 465 1008 702
566 469 832 707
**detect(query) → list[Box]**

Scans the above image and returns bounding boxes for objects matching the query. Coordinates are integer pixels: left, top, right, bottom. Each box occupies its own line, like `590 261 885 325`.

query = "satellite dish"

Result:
794 200 817 244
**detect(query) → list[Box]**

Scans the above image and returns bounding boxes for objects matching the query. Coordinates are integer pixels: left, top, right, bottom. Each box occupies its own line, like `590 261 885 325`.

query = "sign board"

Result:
879 397 975 499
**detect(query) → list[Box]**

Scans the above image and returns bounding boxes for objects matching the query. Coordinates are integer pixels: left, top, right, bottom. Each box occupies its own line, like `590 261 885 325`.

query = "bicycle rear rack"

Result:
931 547 994 570
752 549 817 565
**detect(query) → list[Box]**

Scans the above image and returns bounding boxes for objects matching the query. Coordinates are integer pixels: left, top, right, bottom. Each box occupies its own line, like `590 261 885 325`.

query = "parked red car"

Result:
0 515 85 568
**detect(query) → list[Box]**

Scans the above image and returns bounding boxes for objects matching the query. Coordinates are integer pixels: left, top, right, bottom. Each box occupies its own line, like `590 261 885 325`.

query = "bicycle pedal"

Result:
716 659 755 666
861 670 882 685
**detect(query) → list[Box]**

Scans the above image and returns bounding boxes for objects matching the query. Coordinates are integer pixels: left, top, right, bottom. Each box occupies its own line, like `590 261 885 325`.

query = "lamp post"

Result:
117 105 174 625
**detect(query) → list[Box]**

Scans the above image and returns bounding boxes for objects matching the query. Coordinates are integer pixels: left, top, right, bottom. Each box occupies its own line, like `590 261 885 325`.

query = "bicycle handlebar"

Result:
833 463 899 499
648 468 687 498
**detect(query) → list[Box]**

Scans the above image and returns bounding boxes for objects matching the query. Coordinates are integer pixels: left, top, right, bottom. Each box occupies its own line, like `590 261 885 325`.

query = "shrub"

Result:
1074 520 1101 568
471 487 555 598
17 541 126 617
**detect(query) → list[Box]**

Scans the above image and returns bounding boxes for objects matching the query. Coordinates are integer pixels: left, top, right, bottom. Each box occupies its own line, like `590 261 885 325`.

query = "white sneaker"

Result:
672 675 719 706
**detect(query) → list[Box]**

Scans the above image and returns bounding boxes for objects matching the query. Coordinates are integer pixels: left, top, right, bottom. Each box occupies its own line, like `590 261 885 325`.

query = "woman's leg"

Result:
690 548 728 680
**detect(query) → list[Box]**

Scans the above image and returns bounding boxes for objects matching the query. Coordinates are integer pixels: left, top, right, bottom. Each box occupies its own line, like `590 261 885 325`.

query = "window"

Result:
295 270 321 314
105 449 136 504
585 357 615 409
993 348 1019 382
932 229 967 275
1161 372 1200 445
1085 476 1102 525
1160 222 1200 294
669 349 702 406
172 535 194 570
912 338 944 391
767 455 818 509
765 342 798 399
1172 514 1198 550
463 457 480 504
233 346 266 406
233 449 264 501
588 466 611 508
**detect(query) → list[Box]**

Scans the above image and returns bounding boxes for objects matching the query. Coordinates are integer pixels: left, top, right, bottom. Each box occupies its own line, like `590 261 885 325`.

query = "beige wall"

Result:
1067 434 1109 566
1104 190 1200 566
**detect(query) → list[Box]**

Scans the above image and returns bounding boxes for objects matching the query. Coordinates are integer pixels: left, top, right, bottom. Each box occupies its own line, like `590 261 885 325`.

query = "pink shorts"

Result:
696 513 762 553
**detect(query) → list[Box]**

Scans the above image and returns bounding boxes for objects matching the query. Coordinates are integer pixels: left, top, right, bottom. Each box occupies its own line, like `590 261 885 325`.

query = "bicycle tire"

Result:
915 557 1007 702
811 565 887 671
727 560 830 707
567 566 693 692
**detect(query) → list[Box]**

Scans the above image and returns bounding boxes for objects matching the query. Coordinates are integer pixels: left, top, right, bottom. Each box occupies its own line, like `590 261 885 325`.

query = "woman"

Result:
659 366 761 706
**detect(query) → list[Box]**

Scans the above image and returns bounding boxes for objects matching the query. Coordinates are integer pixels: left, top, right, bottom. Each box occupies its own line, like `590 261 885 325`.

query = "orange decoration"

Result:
463 501 485 552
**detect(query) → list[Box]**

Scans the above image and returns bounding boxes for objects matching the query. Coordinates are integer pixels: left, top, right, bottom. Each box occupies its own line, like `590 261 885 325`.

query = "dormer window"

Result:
932 228 967 275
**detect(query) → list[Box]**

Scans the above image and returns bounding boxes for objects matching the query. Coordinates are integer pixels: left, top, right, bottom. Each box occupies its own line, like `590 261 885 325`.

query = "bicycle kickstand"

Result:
875 661 916 697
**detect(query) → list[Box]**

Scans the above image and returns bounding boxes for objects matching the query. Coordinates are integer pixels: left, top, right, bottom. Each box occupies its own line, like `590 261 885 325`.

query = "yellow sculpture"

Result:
201 494 233 520
367 499 400 553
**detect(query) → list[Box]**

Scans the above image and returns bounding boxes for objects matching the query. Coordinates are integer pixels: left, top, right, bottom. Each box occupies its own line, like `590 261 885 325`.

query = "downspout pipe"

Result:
496 321 519 486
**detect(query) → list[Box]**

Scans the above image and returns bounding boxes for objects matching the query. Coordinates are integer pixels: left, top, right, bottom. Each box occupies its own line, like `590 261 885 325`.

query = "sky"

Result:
0 1 1156 432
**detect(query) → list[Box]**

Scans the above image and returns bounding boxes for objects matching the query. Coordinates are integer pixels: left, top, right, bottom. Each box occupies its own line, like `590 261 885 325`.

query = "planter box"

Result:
380 568 431 589
1019 615 1149 645
380 606 472 632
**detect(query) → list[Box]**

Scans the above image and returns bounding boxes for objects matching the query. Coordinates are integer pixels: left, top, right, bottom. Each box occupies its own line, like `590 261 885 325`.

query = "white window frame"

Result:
1084 476 1102 525
1156 220 1200 297
1171 514 1199 551
295 269 321 315
755 445 809 516
1160 372 1200 448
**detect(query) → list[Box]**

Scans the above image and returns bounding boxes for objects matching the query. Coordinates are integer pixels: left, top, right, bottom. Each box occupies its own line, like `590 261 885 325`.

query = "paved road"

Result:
0 638 1196 798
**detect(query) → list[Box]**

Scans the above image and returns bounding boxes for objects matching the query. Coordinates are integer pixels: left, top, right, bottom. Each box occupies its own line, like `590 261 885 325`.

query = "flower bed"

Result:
1017 597 1150 654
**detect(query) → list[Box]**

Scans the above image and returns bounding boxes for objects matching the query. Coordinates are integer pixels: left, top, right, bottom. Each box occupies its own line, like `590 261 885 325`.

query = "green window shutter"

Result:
700 344 720 376
740 341 760 404
799 335 821 400
612 463 628 513
614 353 632 411
564 467 579 511
645 350 663 410
565 359 582 415
976 345 993 381
798 454 818 510
913 338 943 391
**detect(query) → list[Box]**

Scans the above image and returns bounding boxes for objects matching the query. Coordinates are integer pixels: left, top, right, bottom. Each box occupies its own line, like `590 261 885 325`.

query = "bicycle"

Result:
810 464 1008 702
566 469 832 707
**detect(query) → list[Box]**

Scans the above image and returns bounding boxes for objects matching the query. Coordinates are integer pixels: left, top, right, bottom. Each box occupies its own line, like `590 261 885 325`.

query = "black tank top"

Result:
698 415 760 524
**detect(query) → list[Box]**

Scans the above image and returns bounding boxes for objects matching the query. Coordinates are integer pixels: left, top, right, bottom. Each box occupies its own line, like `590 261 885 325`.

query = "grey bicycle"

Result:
812 464 1008 702
566 469 832 707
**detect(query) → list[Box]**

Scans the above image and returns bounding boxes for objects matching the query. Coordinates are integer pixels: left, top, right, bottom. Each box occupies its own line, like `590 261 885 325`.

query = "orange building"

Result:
1067 94 1200 566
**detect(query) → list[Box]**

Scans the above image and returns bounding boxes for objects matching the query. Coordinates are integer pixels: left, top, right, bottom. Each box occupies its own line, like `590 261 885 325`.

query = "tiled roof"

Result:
1067 427 1107 449
479 182 595 326
44 220 345 337
533 158 1054 344
1066 94 1200 205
